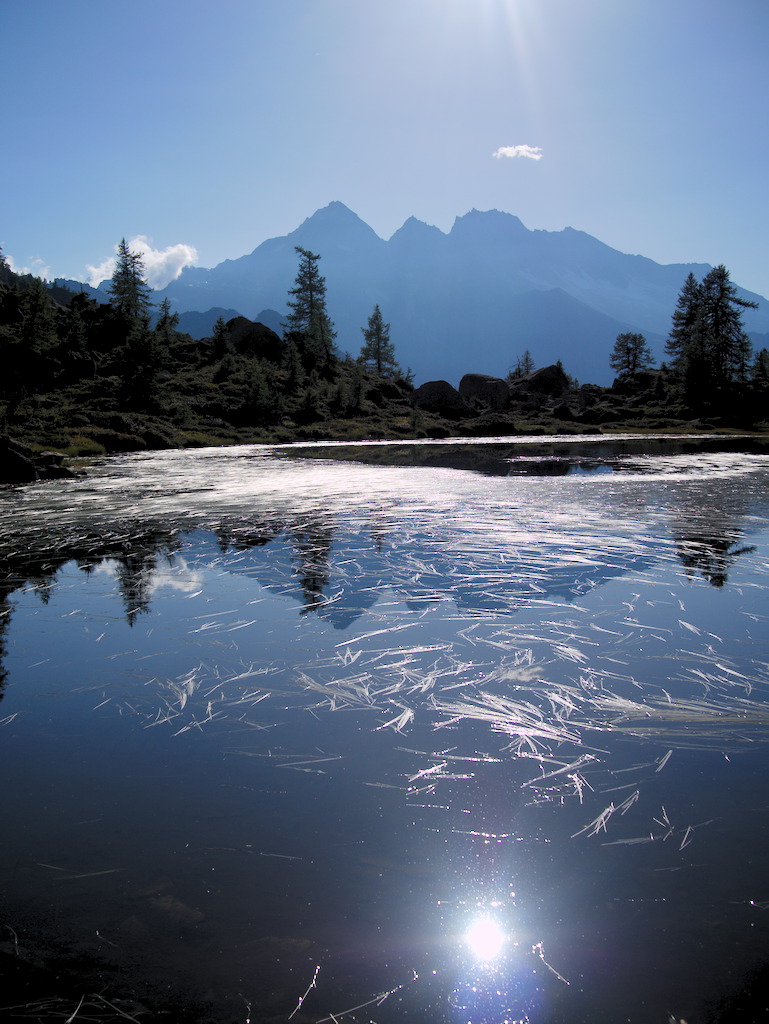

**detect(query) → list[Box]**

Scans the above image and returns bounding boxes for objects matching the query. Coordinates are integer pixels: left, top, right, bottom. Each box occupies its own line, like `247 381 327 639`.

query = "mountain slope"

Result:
157 203 769 386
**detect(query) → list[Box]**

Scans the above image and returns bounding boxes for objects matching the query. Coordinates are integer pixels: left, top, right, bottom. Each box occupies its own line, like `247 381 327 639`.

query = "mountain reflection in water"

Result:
1 436 769 1023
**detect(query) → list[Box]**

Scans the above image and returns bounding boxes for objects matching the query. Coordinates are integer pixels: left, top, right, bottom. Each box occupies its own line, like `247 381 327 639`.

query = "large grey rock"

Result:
509 363 571 397
0 436 38 483
412 380 468 419
0 437 77 484
458 373 510 411
578 384 605 407
227 316 283 362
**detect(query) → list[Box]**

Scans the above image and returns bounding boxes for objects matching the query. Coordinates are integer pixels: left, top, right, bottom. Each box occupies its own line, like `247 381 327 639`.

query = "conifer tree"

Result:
154 297 179 355
108 239 152 322
211 316 229 360
59 292 93 380
700 265 756 388
106 240 162 406
283 247 337 372
665 272 704 393
666 267 757 402
753 348 769 388
507 349 536 381
359 304 399 377
610 332 654 378
282 335 306 389
17 280 59 390
120 315 163 410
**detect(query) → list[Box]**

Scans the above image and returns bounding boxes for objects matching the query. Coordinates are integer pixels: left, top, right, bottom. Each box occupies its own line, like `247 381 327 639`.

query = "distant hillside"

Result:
176 307 241 338
53 278 110 304
154 202 769 386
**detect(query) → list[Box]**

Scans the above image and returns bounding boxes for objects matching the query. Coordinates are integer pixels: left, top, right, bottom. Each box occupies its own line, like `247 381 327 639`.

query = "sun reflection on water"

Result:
448 902 543 1023
465 916 507 962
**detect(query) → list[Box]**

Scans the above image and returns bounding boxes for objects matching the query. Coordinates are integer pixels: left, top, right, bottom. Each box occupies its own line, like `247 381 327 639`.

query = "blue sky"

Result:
2 0 768 296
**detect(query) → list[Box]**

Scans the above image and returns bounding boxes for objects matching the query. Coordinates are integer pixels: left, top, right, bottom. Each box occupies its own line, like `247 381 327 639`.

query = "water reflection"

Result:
279 433 769 477
1 439 769 1022
465 915 508 963
290 520 335 612
0 485 759 672
450 910 548 1024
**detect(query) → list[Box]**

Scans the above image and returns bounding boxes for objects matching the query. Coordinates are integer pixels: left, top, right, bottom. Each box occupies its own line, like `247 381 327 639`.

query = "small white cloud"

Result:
86 255 117 288
130 236 199 289
493 144 543 161
86 236 199 289
92 556 203 595
6 254 52 279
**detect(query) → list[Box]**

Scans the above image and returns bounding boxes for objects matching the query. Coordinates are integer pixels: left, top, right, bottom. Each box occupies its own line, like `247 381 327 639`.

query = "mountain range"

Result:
67 202 769 387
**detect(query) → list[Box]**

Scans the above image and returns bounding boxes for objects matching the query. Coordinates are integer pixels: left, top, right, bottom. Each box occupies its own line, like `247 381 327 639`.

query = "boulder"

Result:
227 317 283 363
412 380 468 419
36 451 78 479
0 437 77 484
509 363 571 397
0 436 38 483
551 403 575 421
458 373 510 411
577 384 605 407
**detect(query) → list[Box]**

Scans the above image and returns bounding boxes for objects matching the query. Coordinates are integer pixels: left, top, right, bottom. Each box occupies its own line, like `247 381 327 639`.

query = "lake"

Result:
1 434 769 1023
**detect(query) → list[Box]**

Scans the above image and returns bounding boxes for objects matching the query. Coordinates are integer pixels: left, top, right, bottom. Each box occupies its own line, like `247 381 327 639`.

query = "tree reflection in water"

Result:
1 441 769 1022
0 487 763 685
671 488 757 588
289 520 335 613
675 532 756 588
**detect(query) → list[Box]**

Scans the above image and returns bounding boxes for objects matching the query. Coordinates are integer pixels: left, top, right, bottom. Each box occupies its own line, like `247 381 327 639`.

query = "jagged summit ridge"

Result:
158 204 768 386
288 201 383 247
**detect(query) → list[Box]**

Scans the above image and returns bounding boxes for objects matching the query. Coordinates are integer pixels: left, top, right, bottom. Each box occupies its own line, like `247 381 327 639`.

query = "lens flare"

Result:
465 917 506 961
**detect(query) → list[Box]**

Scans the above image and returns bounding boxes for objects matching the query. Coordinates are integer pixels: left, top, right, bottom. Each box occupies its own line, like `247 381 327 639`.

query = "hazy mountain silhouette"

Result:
148 202 767 384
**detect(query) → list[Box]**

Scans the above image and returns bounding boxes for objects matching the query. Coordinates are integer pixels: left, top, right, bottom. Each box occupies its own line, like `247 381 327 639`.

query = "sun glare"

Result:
465 917 507 961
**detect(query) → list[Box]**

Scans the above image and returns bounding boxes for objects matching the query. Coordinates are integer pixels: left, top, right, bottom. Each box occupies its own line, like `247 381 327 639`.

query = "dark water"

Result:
2 435 769 1023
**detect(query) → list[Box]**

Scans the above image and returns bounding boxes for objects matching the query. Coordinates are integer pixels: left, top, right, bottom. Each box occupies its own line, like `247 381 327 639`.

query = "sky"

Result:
2 0 768 296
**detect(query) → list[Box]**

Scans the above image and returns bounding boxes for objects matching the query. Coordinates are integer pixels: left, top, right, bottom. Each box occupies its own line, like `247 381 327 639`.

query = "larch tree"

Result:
154 297 179 353
359 304 399 377
0 246 12 286
507 349 536 381
4 280 59 413
665 272 705 395
108 239 152 322
283 246 337 373
753 347 769 388
610 332 655 378
108 240 160 408
666 266 757 402
211 316 230 360
700 265 756 389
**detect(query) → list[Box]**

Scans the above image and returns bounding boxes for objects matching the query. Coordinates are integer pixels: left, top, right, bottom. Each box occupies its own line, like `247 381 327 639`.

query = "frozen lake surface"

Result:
1 435 769 1023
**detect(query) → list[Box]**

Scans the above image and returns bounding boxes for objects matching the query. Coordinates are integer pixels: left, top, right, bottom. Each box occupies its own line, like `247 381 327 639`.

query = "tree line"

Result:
0 241 410 444
1 237 766 450
606 265 766 415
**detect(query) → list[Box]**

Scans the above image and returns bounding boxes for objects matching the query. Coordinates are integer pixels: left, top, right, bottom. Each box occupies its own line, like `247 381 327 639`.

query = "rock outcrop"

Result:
227 317 284 363
412 380 468 419
508 364 571 397
0 436 76 484
458 373 510 411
